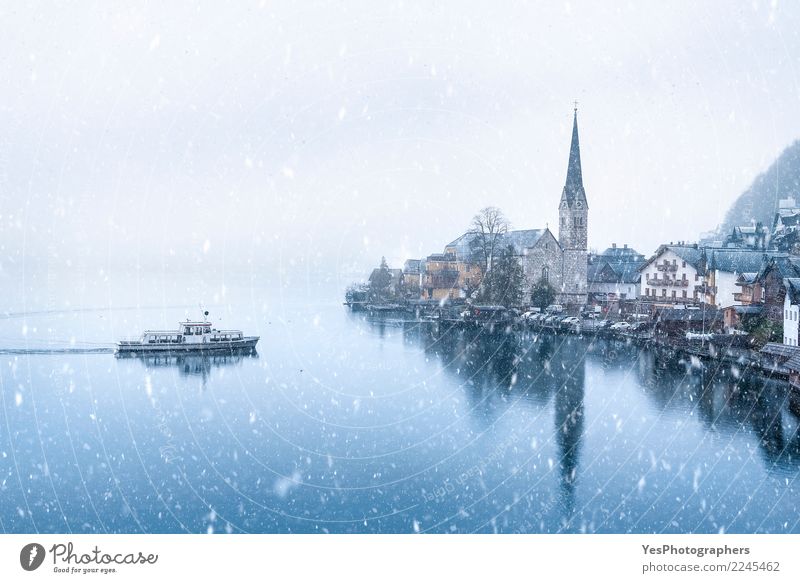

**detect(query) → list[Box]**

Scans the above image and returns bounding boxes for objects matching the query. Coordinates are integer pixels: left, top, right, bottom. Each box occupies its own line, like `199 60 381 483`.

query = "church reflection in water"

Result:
386 319 800 523
116 349 259 385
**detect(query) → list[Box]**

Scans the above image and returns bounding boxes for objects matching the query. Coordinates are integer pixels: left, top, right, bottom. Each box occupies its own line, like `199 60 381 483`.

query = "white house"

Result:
640 244 768 308
784 278 800 346
705 249 766 309
639 244 705 305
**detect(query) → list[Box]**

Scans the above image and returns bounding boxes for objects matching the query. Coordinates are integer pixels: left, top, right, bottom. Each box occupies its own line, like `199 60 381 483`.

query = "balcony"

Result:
656 263 678 272
646 278 689 287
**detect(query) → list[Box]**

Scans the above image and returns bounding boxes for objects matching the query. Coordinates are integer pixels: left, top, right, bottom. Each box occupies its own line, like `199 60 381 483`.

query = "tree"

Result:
741 314 781 348
530 276 556 310
368 257 393 302
482 244 525 307
468 206 510 301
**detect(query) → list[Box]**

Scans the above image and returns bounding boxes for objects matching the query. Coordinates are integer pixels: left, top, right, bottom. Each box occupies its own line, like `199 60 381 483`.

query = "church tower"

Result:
558 106 588 306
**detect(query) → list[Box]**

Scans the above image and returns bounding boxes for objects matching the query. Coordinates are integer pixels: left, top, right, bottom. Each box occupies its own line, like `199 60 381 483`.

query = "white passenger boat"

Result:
116 313 258 354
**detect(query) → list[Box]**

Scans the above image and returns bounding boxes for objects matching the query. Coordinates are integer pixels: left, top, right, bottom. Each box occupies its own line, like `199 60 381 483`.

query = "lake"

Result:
1 276 799 533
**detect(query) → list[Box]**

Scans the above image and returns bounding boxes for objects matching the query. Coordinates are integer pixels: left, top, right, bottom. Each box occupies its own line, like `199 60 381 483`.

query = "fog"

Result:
1 1 799 291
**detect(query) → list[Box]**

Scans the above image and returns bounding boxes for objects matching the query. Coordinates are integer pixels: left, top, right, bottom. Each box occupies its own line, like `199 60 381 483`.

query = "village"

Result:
345 108 800 393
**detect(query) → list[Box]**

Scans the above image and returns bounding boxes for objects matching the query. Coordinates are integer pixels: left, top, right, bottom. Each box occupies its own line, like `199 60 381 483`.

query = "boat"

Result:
116 312 259 354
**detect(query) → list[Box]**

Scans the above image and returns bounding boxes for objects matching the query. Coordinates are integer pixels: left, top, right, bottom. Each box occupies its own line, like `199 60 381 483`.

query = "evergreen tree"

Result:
368 256 393 302
530 277 556 310
485 245 525 307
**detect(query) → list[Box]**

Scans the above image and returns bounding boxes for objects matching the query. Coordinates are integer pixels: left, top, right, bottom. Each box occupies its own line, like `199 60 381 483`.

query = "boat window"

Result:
184 327 191 334
204 327 211 333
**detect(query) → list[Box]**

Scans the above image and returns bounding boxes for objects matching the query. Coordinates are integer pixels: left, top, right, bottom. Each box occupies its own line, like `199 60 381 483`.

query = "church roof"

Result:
445 228 554 261
560 108 588 209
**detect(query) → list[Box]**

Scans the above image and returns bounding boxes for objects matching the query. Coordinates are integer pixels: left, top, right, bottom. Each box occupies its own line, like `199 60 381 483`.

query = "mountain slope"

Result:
720 140 800 233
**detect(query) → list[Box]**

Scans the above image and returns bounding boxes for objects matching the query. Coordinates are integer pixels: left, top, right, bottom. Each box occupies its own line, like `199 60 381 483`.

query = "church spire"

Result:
566 105 583 189
560 105 587 208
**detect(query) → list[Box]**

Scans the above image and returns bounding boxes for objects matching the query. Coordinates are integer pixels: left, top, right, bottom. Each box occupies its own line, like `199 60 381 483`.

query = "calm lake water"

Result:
1 277 799 533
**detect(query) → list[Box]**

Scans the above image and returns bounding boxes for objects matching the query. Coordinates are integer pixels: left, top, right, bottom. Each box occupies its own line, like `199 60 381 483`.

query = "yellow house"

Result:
421 252 483 300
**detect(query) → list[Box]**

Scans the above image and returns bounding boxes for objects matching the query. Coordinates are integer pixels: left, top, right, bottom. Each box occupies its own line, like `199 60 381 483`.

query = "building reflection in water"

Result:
635 346 800 473
400 321 588 526
361 315 800 529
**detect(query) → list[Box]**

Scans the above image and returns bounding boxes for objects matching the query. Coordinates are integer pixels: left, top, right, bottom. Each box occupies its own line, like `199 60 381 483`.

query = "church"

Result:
418 107 589 306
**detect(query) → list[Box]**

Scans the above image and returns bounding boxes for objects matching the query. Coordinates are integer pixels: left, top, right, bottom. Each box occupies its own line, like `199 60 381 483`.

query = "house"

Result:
723 304 762 333
639 244 706 306
733 272 761 305
783 278 800 346
402 259 422 296
723 224 769 250
653 307 723 338
769 197 800 253
754 254 800 325
587 243 645 303
640 244 768 309
420 251 484 301
704 249 767 308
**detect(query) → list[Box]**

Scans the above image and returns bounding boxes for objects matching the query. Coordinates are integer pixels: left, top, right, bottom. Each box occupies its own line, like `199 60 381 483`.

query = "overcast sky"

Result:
1 1 799 285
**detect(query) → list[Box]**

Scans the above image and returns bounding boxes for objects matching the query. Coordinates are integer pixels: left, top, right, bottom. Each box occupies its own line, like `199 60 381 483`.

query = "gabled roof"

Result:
706 249 766 274
736 271 758 284
597 245 645 263
757 254 800 280
403 259 421 274
640 244 705 272
587 260 641 284
445 228 556 260
501 229 547 255
785 278 800 305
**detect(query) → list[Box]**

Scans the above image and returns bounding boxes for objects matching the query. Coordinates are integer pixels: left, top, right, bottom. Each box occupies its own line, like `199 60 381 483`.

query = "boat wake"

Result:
0 347 114 355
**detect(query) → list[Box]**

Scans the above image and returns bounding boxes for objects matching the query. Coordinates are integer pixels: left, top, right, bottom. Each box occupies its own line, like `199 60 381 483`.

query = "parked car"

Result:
561 316 580 329
521 310 540 321
610 322 631 331
545 304 564 314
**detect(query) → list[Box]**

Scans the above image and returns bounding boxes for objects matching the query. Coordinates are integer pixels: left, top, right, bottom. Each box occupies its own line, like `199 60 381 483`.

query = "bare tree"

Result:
468 207 510 301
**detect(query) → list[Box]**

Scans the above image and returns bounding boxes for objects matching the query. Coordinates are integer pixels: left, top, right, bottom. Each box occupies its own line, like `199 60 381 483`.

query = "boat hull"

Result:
116 336 259 354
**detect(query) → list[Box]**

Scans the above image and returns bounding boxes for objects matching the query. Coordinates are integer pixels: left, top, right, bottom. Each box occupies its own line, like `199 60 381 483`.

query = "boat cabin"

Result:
141 321 244 345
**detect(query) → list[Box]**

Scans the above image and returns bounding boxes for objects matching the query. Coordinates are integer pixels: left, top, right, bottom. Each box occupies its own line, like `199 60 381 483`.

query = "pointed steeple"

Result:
560 105 588 208
566 107 583 188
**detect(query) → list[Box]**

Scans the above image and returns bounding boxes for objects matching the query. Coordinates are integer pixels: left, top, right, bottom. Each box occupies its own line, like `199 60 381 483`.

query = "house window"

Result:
682 290 687 298
645 288 650 296
542 266 549 283
695 273 699 281
672 290 676 299
682 261 686 267
662 289 667 297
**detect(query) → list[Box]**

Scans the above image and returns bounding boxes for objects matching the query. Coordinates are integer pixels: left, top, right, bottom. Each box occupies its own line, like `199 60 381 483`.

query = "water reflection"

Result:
400 322 589 525
371 317 800 483
636 350 800 472
116 350 259 385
